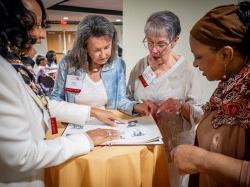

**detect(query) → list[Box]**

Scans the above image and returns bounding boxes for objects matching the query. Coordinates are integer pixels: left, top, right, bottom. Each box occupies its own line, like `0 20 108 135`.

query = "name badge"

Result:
138 66 156 87
50 117 58 134
43 107 58 134
65 75 83 93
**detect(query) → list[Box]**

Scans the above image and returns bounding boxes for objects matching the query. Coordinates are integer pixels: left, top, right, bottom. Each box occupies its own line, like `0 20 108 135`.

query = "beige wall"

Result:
123 0 237 102
34 24 123 57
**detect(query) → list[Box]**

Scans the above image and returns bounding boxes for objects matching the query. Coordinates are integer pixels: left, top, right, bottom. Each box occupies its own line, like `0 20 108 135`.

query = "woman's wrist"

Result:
194 147 209 173
90 107 98 118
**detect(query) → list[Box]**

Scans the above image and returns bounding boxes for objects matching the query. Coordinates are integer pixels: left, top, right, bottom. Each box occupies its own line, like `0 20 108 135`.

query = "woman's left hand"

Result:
171 144 207 175
91 108 124 126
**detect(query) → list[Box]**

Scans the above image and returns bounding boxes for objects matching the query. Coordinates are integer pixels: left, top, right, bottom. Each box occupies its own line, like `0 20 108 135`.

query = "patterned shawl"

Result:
202 64 250 129
7 52 48 107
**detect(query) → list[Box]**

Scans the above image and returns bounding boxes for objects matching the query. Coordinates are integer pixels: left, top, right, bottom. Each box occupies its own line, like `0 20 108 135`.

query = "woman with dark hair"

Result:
0 0 119 186
166 2 250 187
51 15 149 116
46 50 57 67
35 55 48 78
35 55 53 95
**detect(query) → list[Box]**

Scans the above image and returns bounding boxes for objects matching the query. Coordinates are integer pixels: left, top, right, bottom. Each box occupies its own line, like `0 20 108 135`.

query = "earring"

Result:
222 62 227 80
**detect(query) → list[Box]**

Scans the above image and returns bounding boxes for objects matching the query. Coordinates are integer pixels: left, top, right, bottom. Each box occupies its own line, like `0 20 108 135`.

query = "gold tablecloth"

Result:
45 112 170 187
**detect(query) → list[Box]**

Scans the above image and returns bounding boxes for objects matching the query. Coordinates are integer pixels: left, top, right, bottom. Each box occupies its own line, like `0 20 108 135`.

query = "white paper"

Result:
62 116 163 145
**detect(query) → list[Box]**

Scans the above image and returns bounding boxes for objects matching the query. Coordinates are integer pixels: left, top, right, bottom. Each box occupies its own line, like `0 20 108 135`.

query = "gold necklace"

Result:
91 68 100 72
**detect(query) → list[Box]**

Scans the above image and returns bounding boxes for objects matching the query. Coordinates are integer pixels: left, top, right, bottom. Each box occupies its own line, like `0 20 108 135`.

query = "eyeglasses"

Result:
143 37 171 53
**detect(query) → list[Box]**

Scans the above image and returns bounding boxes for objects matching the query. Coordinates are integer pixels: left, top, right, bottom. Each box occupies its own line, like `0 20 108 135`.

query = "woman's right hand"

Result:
86 128 120 146
133 100 158 116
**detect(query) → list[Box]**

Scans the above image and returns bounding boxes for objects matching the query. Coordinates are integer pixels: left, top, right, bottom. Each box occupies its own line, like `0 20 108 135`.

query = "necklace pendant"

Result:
92 68 99 72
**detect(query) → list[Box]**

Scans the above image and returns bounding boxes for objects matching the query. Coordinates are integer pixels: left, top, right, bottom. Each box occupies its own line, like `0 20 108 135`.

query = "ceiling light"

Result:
63 17 69 20
116 19 121 22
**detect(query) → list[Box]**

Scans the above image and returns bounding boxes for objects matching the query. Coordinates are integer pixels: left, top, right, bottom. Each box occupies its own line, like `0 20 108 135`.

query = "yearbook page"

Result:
62 115 163 145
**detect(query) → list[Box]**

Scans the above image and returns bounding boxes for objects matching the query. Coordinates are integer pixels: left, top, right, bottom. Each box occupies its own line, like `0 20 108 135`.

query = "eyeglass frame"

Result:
142 37 172 53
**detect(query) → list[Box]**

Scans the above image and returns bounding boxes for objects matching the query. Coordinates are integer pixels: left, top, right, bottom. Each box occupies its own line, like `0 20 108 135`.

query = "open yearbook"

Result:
62 116 163 145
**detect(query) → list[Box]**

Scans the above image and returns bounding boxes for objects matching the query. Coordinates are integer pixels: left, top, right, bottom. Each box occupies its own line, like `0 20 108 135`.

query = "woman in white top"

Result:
127 10 203 187
127 10 203 124
0 1 119 186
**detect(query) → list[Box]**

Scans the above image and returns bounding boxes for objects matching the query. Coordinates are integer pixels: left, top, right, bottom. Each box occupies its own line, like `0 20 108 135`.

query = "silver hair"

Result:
67 15 118 70
144 10 181 42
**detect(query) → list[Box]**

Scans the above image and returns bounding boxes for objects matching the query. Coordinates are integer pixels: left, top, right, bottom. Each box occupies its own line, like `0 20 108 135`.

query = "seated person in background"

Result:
50 15 149 116
36 55 54 95
36 55 48 77
170 2 250 187
0 0 119 186
127 10 203 123
36 55 57 79
46 50 58 68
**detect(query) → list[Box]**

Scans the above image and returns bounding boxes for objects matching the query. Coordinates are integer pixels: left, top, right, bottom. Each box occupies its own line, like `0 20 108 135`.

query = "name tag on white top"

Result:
138 66 156 87
65 75 83 93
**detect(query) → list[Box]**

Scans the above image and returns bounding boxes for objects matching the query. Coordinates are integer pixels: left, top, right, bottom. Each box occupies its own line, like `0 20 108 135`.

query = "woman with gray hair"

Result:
127 10 203 187
127 10 202 124
51 15 147 121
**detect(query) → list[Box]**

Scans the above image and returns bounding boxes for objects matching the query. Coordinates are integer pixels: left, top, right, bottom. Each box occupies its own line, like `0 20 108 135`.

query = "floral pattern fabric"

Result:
203 63 250 129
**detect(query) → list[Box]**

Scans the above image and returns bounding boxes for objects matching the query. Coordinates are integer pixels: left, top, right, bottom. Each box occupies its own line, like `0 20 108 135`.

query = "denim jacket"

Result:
50 57 137 115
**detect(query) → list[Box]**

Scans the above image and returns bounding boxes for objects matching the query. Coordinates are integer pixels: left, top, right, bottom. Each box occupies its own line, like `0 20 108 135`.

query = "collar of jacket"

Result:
101 59 115 71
